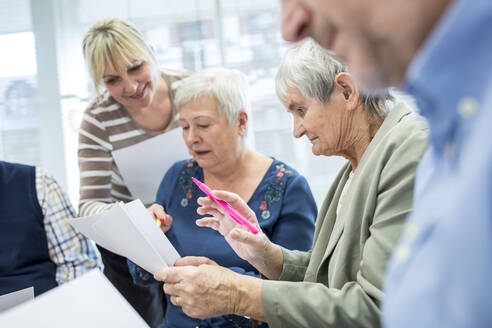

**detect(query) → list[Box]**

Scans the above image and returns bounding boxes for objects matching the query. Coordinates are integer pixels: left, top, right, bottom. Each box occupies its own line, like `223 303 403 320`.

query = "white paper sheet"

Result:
69 199 180 274
0 270 149 327
0 287 34 313
112 128 189 205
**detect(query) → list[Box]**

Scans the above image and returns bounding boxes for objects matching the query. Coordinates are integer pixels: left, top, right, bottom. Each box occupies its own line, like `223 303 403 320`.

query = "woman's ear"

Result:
237 110 248 136
334 72 359 110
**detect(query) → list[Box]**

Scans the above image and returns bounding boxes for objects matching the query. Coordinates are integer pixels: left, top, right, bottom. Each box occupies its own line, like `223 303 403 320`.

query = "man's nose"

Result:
281 0 312 42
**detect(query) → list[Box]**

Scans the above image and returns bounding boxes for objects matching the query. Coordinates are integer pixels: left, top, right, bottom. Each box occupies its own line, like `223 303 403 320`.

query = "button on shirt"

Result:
383 0 492 327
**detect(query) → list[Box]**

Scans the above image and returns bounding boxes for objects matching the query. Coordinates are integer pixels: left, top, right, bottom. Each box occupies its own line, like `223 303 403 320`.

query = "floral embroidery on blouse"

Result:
178 160 196 208
259 164 293 220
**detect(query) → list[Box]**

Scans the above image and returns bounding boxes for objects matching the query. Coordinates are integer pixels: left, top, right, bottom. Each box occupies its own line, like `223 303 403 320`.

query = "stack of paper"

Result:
0 270 149 327
70 199 180 274
0 287 33 313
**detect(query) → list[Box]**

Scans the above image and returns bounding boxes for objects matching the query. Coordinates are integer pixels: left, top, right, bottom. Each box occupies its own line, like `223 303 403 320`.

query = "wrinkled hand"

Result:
174 256 218 267
147 203 173 233
154 264 238 319
196 190 270 264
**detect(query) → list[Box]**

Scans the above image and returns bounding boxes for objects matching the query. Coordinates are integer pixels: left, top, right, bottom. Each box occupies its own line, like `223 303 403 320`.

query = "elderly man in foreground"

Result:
281 0 492 326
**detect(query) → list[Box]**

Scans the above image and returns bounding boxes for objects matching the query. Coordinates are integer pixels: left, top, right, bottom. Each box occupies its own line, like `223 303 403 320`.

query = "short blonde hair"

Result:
82 17 157 92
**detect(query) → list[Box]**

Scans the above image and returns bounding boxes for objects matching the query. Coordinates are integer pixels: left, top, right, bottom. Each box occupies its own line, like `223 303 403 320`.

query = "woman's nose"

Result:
186 127 199 143
293 119 305 139
122 77 138 96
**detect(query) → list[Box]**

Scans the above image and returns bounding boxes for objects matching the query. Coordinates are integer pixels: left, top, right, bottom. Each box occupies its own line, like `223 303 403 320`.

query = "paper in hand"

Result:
112 128 189 205
70 199 180 274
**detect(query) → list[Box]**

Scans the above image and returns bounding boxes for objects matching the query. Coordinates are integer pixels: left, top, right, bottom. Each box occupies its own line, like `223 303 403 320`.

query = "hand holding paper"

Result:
69 200 180 274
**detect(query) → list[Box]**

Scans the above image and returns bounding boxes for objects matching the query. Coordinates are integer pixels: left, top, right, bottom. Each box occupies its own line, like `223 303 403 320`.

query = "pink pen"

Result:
192 177 259 234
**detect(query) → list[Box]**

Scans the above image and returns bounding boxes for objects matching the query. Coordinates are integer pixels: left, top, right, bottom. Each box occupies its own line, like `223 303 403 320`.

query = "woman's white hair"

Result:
174 68 250 125
276 38 392 118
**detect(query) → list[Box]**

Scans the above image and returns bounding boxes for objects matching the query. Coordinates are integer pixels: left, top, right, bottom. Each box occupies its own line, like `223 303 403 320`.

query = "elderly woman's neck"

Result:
340 113 384 171
204 147 252 182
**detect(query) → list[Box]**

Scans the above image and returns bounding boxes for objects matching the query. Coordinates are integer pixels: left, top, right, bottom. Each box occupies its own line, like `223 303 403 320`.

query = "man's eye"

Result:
181 126 189 130
297 107 305 115
198 125 209 129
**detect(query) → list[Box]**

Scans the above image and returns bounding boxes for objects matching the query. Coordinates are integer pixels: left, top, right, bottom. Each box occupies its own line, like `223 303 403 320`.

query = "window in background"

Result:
0 31 40 166
137 1 345 204
55 0 344 206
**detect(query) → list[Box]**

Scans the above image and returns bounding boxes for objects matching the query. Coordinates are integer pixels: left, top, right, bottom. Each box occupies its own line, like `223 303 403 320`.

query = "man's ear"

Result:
237 110 248 136
334 72 359 110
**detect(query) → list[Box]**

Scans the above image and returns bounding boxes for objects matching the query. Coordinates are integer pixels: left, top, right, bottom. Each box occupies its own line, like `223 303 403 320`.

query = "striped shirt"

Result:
36 167 103 283
78 69 188 217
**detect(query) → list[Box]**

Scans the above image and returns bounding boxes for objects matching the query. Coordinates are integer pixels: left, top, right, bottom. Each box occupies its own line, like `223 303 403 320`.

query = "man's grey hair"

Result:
174 68 250 125
276 38 392 118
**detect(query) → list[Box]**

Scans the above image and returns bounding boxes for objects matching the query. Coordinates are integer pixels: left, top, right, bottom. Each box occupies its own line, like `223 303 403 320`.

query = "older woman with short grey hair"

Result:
154 39 428 328
276 39 392 119
174 68 250 126
132 67 317 328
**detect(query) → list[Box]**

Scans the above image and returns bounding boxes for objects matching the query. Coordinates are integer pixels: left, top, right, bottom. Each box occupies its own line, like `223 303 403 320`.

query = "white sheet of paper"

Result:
0 287 34 313
112 128 189 205
0 270 149 327
67 210 116 251
124 200 181 269
69 200 180 274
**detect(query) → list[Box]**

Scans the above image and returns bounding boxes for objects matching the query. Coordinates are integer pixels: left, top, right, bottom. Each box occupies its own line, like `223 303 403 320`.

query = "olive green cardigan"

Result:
262 103 428 327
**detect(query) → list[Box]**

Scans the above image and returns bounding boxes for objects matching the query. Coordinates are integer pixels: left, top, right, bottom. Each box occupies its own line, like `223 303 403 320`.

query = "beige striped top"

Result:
78 69 189 217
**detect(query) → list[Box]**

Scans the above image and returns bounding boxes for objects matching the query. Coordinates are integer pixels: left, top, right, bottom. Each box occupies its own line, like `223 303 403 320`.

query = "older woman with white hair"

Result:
132 68 317 328
153 40 428 328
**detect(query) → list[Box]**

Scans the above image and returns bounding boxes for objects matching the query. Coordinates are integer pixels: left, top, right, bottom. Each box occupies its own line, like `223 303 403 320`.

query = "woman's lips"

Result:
194 150 210 156
130 83 147 99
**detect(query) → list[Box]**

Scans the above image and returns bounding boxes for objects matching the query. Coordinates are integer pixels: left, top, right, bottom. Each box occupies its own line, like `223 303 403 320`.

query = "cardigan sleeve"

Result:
239 171 317 280
261 126 428 328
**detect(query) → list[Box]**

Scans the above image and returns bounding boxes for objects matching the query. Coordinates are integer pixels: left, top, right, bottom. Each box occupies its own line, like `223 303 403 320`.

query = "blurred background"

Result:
0 0 347 208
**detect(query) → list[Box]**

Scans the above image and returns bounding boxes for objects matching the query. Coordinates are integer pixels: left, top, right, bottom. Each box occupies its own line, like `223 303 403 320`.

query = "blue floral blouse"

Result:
129 158 317 328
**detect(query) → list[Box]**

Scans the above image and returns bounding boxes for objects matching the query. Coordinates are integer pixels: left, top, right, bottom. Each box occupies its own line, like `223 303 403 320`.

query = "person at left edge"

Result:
129 68 317 328
0 161 102 297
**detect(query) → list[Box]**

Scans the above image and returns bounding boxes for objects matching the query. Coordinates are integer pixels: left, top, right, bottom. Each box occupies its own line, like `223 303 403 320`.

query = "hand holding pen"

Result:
192 177 258 234
195 187 283 280
147 203 173 233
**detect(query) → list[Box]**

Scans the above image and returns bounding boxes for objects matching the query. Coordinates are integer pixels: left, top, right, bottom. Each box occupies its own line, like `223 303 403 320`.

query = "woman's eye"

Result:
198 124 209 129
297 107 305 115
129 63 142 72
104 78 118 85
181 126 189 130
